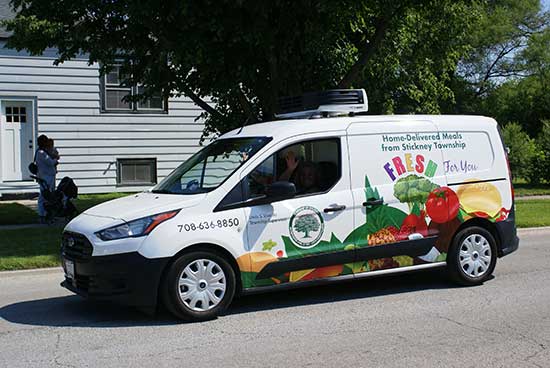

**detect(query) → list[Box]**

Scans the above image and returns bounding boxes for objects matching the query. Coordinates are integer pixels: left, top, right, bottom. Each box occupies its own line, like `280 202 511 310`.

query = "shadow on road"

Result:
1 268 462 328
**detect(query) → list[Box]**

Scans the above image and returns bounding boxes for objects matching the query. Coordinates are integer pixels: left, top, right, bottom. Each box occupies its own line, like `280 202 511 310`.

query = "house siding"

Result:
0 41 207 195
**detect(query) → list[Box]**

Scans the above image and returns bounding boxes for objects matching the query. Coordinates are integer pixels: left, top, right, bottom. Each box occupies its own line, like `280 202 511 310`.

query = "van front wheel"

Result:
447 226 497 286
161 251 236 321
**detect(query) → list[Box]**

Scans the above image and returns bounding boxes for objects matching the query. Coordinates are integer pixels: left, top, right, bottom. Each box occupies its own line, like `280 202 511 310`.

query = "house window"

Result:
102 65 166 112
117 158 157 186
5 106 27 123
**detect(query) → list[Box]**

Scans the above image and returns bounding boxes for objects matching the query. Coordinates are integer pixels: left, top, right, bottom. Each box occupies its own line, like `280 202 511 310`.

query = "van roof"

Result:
221 114 497 141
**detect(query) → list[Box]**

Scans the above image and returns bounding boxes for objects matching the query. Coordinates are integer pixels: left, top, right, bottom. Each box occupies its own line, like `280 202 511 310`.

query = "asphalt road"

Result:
1 229 549 368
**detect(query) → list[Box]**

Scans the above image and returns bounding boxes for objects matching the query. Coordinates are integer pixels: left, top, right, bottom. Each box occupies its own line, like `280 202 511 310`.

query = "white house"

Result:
0 2 206 196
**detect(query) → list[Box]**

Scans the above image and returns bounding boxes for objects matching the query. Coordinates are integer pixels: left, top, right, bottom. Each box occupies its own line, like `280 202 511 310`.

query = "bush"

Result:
527 150 545 184
501 122 538 181
536 120 550 183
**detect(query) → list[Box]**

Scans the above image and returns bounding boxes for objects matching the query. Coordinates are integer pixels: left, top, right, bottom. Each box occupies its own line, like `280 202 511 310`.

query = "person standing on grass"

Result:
36 134 58 223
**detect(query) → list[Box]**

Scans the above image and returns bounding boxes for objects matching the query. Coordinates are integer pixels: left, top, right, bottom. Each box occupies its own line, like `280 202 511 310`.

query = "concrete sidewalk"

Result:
516 194 550 200
0 199 38 211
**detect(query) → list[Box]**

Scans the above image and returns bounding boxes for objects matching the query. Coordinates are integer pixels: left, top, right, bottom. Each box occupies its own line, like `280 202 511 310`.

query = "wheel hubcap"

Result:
459 234 492 278
178 259 226 312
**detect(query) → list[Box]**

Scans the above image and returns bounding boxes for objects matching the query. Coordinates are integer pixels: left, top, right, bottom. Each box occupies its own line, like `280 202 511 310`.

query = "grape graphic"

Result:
293 214 321 238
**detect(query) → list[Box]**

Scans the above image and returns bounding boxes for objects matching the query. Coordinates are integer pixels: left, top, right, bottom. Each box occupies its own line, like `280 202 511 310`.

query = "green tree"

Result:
3 0 484 138
501 122 538 180
360 1 477 114
448 0 550 137
456 0 546 98
535 120 550 182
482 76 550 136
480 24 550 136
294 214 320 239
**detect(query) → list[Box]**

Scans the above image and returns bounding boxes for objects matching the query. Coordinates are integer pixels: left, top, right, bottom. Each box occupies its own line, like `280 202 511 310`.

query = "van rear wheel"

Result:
447 226 497 286
161 251 236 321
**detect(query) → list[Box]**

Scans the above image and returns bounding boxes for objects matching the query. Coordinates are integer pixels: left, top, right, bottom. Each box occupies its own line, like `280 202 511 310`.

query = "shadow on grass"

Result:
0 268 476 328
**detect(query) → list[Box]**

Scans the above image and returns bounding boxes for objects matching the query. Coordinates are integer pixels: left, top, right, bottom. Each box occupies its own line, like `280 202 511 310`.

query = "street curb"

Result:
517 226 550 233
0 266 62 278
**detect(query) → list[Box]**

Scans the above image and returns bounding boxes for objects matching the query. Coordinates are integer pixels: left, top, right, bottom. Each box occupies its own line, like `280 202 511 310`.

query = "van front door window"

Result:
247 139 340 198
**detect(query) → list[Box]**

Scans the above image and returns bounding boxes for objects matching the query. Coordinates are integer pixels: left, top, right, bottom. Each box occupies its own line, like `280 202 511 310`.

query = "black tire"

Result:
161 251 236 321
447 226 497 286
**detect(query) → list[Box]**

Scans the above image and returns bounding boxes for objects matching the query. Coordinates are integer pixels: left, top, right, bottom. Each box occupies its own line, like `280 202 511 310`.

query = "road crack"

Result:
52 331 77 368
499 321 548 368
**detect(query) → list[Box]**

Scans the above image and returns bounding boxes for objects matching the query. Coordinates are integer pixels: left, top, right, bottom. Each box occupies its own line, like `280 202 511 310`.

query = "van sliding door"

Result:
345 120 448 275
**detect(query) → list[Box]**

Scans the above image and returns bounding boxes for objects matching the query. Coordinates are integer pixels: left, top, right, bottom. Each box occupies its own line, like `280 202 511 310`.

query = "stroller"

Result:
31 175 79 223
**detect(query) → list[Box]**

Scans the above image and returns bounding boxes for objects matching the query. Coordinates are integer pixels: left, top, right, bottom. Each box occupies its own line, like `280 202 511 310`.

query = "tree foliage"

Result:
501 122 538 180
3 0 483 138
446 0 550 142
457 0 547 96
3 0 550 170
535 120 550 183
362 2 475 114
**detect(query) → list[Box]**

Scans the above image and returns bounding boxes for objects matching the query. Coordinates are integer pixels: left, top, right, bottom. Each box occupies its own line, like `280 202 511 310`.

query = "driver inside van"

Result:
278 144 305 183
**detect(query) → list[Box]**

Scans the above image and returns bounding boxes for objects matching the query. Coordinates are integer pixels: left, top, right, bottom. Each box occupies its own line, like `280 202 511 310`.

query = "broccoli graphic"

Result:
393 174 439 209
293 214 321 238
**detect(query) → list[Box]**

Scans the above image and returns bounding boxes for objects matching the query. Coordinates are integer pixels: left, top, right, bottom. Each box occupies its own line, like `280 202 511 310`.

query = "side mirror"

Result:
266 181 296 201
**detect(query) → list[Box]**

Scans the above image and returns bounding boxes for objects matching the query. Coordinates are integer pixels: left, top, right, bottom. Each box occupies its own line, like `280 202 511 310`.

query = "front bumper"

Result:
61 233 170 307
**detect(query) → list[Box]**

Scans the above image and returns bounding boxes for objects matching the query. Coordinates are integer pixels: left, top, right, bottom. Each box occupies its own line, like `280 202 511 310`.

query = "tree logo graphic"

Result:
289 206 324 249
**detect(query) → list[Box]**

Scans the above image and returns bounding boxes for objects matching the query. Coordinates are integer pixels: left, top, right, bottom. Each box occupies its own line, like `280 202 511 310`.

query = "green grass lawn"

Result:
514 183 550 197
0 192 135 270
0 192 134 226
0 203 39 225
0 226 64 270
515 199 550 228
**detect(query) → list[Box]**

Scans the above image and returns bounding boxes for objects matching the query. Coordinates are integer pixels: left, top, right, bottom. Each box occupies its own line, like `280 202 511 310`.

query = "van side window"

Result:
247 138 341 198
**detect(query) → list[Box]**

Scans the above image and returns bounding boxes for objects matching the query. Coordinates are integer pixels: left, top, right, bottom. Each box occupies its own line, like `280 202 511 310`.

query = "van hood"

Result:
83 191 206 221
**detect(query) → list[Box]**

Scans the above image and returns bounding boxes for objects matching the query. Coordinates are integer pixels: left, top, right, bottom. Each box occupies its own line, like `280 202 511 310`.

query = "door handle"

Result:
363 198 384 207
323 205 346 213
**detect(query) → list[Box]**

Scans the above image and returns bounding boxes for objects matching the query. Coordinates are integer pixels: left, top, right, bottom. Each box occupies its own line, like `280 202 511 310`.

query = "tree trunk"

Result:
180 85 225 121
337 16 391 89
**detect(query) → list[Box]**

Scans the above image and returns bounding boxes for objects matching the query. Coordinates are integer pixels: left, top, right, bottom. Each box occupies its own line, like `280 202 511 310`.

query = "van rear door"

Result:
435 117 516 254
346 120 448 273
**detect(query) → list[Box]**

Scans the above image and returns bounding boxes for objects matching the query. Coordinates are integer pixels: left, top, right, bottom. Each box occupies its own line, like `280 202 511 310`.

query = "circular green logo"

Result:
289 206 325 249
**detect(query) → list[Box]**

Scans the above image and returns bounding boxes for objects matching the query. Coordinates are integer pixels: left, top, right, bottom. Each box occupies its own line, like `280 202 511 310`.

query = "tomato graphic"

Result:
401 211 428 237
426 187 459 223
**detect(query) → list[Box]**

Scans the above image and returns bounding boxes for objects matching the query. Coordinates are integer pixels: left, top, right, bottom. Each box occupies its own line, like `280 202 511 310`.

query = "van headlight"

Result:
95 210 180 241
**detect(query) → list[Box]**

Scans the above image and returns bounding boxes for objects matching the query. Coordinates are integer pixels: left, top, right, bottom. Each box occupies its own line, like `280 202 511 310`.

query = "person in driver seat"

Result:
278 144 305 184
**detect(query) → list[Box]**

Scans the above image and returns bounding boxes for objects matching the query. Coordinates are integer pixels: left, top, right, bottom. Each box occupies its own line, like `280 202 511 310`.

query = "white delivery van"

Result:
61 90 518 321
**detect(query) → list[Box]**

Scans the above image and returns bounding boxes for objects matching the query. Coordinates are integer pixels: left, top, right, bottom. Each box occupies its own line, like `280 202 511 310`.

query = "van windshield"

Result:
152 137 271 195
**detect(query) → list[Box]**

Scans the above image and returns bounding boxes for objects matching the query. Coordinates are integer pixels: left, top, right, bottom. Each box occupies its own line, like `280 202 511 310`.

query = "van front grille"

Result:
62 232 93 261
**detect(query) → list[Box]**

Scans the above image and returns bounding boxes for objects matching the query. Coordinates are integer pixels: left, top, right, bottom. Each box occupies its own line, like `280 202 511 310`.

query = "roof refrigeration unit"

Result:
275 89 368 119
